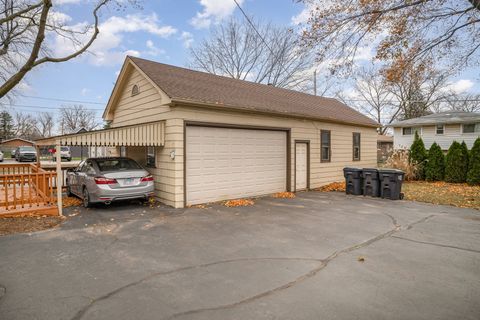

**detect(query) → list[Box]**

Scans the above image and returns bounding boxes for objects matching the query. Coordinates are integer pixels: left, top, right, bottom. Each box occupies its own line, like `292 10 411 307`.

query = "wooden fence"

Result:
0 163 59 217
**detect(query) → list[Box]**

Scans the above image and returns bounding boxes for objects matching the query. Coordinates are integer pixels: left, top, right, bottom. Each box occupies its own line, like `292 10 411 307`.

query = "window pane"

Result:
463 124 475 133
321 147 330 160
146 146 156 167
436 125 444 134
402 127 412 135
353 133 361 160
321 130 330 161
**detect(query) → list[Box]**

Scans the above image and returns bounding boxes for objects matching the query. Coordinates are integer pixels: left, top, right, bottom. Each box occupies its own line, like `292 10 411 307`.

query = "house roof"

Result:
390 111 480 127
377 134 393 143
1 138 35 145
128 57 378 128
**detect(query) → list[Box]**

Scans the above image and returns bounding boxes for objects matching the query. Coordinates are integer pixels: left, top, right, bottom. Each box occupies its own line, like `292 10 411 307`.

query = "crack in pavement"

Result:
166 214 439 319
391 236 480 254
69 257 323 320
70 214 439 320
0 285 5 300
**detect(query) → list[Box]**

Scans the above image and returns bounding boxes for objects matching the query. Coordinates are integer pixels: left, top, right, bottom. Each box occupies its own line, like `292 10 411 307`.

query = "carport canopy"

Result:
35 121 165 216
35 121 165 147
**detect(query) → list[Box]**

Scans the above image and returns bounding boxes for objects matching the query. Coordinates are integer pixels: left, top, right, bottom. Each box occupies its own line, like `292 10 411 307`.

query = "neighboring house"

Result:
0 138 35 156
38 56 379 208
391 111 480 150
377 134 393 163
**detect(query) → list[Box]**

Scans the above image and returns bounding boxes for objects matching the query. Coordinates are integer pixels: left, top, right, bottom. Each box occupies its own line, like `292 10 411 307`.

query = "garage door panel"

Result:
186 126 287 205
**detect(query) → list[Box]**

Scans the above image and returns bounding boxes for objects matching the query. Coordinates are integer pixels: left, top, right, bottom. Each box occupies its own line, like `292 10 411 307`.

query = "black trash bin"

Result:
343 167 363 195
362 168 380 197
378 169 405 200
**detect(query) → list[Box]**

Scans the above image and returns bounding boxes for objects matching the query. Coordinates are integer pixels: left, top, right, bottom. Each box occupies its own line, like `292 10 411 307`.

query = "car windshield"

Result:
95 159 141 172
19 147 35 152
61 147 69 151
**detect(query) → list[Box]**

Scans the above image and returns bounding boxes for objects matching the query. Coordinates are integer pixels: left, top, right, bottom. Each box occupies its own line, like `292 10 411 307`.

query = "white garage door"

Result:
186 126 287 205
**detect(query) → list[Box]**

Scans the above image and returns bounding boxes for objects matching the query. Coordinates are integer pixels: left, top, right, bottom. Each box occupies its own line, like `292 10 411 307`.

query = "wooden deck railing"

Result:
0 163 59 217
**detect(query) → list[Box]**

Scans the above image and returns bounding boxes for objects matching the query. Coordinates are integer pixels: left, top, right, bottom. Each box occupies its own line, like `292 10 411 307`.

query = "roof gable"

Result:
128 57 378 127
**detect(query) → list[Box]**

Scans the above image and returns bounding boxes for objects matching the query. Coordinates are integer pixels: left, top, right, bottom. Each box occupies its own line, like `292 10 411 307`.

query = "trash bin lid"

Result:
362 168 379 172
378 168 403 173
343 167 362 172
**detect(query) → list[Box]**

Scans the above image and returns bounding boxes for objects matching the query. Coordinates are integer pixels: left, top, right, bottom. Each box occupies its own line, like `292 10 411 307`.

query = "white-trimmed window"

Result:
436 124 444 135
462 123 479 134
402 127 421 135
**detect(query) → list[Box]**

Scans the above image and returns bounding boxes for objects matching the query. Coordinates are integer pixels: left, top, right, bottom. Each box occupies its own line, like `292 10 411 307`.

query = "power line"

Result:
232 0 293 79
1 104 104 112
20 95 106 105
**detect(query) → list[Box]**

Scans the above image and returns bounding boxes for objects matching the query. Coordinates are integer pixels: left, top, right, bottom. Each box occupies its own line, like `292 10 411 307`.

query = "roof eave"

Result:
171 98 379 128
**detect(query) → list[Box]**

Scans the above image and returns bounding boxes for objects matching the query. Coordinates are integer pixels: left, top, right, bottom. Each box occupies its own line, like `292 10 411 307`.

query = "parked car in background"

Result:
11 148 16 159
66 157 155 207
15 146 37 162
51 146 72 161
0 151 3 162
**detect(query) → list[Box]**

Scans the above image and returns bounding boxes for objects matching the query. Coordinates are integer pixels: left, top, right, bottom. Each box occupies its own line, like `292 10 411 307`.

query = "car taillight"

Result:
94 177 117 185
141 175 154 182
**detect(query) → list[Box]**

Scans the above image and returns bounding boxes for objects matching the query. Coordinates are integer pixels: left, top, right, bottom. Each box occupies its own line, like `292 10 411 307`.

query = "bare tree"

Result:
189 16 313 90
297 0 480 76
432 93 480 113
340 63 454 133
13 111 38 139
338 67 397 134
387 61 452 120
0 0 137 99
59 105 99 134
35 111 53 137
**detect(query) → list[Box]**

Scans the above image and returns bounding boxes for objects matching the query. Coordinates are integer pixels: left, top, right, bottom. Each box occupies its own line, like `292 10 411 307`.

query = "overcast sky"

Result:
4 0 480 125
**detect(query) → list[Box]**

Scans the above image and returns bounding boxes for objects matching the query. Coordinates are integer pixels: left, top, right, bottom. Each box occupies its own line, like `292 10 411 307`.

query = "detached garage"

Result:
47 56 379 208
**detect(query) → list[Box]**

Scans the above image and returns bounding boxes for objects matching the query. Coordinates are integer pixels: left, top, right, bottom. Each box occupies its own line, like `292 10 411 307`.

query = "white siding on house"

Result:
107 65 378 208
394 124 480 150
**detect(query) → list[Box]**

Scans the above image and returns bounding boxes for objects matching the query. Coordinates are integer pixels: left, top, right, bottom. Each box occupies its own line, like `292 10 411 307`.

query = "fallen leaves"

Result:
317 181 346 192
63 196 82 208
403 181 480 210
357 256 365 262
272 192 296 199
224 199 255 207
0 216 63 236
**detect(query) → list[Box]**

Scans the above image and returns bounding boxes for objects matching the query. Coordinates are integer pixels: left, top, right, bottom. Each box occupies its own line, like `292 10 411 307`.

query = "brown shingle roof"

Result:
130 57 378 127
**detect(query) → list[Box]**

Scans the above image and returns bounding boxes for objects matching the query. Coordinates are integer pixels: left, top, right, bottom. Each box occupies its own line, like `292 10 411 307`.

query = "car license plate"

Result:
124 178 134 185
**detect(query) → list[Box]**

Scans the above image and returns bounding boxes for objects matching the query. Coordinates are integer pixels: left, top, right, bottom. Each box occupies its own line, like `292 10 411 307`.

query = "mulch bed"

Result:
0 216 64 236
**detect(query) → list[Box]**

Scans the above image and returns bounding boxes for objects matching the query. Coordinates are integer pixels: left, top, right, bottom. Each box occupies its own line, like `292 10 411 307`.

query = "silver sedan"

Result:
66 157 155 207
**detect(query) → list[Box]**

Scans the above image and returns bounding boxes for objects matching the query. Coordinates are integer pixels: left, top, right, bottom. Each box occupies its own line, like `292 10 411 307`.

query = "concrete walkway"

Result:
0 192 479 320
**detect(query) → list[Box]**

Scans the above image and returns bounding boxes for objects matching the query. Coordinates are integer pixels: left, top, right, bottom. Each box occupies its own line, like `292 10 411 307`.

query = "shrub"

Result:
467 138 480 185
409 131 427 180
425 142 445 181
384 149 418 181
445 141 469 183
461 141 470 178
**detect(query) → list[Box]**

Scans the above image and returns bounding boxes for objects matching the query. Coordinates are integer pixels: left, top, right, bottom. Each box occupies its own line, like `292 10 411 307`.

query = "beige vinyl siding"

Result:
107 68 377 208
394 124 479 150
110 67 171 127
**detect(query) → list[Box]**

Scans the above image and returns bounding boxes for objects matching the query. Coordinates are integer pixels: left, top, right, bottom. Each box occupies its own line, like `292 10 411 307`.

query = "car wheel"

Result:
83 188 92 208
67 158 71 162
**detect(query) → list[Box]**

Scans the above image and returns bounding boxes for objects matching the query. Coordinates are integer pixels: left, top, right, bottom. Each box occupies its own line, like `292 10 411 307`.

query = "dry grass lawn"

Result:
319 181 480 210
402 181 480 210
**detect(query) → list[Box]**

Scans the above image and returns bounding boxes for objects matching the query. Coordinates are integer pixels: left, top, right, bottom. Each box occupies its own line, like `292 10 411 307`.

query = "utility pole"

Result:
313 70 317 96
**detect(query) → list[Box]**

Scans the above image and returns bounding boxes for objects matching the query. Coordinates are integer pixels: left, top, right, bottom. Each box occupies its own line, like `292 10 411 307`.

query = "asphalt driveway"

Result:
1 192 479 320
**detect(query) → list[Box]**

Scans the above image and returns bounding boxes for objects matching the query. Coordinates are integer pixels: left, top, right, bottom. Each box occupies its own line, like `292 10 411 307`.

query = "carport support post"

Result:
55 143 63 216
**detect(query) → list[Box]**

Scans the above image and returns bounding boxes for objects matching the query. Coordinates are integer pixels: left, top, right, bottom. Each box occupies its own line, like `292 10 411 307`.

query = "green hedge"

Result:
445 141 469 183
425 142 445 181
467 138 480 185
409 131 427 180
